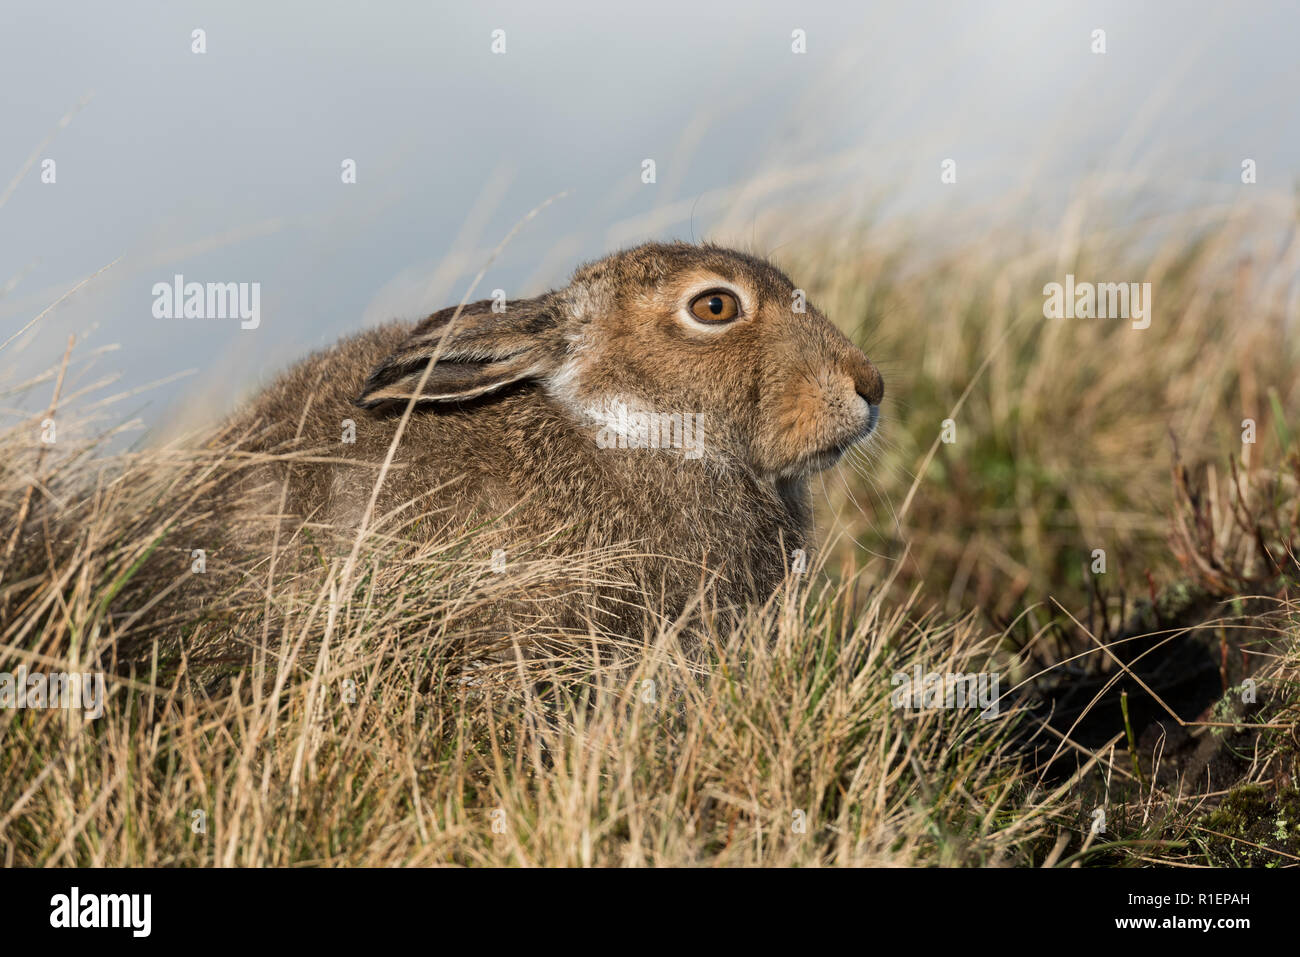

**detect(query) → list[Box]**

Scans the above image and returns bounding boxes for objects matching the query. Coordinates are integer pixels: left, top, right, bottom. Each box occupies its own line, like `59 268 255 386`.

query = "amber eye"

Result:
688 290 740 323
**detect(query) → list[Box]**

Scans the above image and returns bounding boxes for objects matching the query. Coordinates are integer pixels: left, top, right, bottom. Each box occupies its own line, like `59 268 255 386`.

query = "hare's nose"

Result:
847 351 884 406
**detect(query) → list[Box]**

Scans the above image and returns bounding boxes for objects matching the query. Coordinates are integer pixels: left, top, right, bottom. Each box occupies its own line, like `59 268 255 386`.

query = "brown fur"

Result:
187 242 883 650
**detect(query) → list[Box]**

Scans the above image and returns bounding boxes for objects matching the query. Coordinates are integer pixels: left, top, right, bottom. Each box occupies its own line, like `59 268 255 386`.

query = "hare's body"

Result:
230 320 809 626
158 242 881 657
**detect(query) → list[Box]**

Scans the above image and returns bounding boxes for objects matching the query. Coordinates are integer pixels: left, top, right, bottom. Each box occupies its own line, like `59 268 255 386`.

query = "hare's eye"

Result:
689 290 740 323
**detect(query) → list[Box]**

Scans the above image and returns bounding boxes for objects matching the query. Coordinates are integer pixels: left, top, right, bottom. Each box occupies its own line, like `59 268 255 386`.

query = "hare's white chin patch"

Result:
578 395 709 461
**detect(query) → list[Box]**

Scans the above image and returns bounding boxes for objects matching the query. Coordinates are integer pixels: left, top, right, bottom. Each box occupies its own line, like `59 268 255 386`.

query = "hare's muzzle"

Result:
841 350 884 450
797 349 884 473
849 352 884 408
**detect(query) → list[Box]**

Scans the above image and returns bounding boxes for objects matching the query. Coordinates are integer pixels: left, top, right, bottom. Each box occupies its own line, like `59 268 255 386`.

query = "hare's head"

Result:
356 242 882 480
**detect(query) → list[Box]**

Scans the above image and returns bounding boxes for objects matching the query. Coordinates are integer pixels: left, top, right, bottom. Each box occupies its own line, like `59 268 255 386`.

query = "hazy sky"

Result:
3 0 1297 436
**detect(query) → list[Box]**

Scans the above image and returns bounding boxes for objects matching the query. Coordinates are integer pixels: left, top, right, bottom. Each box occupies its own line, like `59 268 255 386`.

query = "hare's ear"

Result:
355 297 561 408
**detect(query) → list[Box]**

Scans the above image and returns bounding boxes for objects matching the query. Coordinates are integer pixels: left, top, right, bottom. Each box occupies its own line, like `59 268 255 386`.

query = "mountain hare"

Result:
213 242 882 648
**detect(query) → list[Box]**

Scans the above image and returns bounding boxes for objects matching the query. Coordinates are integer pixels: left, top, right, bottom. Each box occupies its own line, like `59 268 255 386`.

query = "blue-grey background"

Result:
2 0 1297 438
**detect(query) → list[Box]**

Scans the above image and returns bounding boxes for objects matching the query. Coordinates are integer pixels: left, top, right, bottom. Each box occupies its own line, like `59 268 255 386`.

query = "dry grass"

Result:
3 184 1299 867
0 542 1046 866
795 187 1299 620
